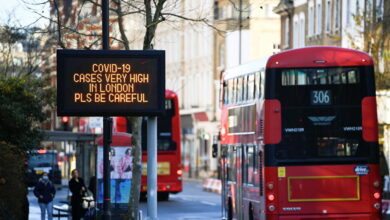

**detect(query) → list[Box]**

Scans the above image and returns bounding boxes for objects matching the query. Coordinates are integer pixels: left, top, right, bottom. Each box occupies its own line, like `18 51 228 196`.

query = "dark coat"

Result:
33 179 56 204
69 177 86 203
69 177 86 220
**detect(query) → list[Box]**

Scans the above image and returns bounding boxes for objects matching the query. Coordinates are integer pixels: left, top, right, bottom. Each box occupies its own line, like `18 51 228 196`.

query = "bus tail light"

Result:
268 205 275 212
362 97 378 142
177 169 183 176
373 181 380 188
264 100 282 144
37 149 47 154
374 203 381 209
267 194 275 201
373 192 381 199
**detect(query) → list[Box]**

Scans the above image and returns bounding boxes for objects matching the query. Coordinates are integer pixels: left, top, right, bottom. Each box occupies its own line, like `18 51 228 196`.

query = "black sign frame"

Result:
57 50 165 116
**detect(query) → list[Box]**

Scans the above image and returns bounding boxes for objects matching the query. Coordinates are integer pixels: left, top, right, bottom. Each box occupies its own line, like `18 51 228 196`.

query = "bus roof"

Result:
267 46 373 68
223 58 268 80
27 149 58 154
165 89 178 99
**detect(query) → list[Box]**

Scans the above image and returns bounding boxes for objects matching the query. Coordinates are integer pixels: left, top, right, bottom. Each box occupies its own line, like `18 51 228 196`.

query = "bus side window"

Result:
247 145 255 185
228 146 236 182
228 79 233 104
255 72 260 99
223 81 228 104
260 69 265 98
243 145 248 184
254 146 259 186
243 76 248 102
248 74 254 100
237 77 243 102
233 78 237 104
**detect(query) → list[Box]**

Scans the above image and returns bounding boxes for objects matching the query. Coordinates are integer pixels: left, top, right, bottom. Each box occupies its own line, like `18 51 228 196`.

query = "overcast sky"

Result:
0 0 49 27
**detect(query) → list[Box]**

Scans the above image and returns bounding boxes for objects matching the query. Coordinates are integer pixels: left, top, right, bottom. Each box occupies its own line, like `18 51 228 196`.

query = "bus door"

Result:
234 145 244 219
221 145 228 218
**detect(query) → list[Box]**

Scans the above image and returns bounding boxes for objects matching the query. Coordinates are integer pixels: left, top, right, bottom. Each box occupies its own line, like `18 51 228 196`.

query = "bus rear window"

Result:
142 99 176 151
281 68 359 86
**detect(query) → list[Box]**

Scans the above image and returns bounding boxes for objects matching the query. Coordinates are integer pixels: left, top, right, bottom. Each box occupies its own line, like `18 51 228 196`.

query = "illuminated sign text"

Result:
57 50 165 116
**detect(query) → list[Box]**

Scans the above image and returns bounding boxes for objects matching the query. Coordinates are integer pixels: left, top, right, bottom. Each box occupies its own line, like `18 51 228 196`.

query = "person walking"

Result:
69 169 86 220
33 172 56 220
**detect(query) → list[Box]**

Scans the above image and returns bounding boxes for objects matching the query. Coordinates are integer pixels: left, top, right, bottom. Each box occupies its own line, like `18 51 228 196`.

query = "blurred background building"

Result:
273 0 390 177
30 0 390 180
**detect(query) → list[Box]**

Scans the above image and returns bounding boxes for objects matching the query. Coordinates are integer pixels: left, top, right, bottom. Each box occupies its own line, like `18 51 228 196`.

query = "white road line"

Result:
201 201 216 206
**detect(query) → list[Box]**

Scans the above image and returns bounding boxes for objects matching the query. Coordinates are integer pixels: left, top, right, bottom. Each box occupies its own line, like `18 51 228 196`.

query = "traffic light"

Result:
61 116 69 131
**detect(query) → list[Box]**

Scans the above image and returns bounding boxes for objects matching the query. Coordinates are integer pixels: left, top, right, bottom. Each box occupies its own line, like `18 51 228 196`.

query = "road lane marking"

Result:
201 201 217 206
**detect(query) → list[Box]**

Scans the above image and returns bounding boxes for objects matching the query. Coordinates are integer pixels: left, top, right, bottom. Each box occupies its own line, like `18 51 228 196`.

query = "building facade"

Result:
273 0 390 173
45 0 281 179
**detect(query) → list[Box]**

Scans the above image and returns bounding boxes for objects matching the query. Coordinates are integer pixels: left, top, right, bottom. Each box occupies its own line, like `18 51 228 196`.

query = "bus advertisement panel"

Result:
96 133 132 215
115 90 182 201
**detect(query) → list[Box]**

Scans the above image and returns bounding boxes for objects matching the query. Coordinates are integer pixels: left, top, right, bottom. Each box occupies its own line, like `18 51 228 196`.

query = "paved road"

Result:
28 180 222 220
140 180 222 220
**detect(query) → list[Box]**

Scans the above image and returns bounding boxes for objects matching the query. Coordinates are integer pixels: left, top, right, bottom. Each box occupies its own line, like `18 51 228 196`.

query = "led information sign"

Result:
57 50 165 116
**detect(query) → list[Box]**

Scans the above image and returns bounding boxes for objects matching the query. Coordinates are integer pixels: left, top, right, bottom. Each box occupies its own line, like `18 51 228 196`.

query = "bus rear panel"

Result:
264 47 380 219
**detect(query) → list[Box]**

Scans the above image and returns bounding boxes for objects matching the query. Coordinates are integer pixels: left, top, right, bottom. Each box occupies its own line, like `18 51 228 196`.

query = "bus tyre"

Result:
227 199 233 220
249 204 254 220
158 192 169 201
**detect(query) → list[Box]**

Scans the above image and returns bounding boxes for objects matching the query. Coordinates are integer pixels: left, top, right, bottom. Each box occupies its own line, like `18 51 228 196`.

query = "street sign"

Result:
57 50 165 116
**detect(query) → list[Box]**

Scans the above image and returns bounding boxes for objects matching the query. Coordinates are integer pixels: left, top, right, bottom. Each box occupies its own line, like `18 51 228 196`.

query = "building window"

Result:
376 0 383 21
219 44 225 68
293 15 299 48
299 13 305 47
346 0 351 25
284 17 290 47
325 0 331 33
308 1 314 36
316 0 322 35
334 0 340 30
214 1 219 20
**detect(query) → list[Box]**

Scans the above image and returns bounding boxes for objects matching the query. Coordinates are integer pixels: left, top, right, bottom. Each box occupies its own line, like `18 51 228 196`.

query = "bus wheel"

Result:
249 204 254 220
158 192 169 201
227 199 233 220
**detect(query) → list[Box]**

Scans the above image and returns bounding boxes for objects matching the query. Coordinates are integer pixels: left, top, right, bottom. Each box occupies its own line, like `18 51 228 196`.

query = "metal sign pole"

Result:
103 117 112 219
102 0 111 219
147 116 158 220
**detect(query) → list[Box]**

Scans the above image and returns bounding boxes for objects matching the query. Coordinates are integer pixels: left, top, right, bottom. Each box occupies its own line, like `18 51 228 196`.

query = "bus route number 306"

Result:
311 90 332 105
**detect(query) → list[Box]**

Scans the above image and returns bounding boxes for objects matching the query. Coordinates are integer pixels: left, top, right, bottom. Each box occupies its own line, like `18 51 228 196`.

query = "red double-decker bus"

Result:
219 47 381 219
116 90 182 201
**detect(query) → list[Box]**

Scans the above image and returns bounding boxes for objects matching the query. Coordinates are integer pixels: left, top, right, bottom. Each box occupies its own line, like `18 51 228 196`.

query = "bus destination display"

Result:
57 50 165 116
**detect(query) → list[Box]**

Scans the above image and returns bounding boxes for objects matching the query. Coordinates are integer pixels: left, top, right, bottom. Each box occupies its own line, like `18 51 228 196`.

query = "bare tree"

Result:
348 0 390 89
25 0 218 219
0 25 44 78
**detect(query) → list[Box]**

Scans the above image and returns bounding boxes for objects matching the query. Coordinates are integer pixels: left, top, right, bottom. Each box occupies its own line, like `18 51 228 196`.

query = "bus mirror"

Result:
212 144 218 158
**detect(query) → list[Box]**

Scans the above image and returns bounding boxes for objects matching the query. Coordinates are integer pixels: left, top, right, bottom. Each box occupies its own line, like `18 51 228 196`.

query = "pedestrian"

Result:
69 169 86 220
33 172 56 220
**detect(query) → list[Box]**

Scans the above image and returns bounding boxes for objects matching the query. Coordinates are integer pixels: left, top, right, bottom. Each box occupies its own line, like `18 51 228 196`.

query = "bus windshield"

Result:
273 66 373 162
142 99 177 151
28 153 57 168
